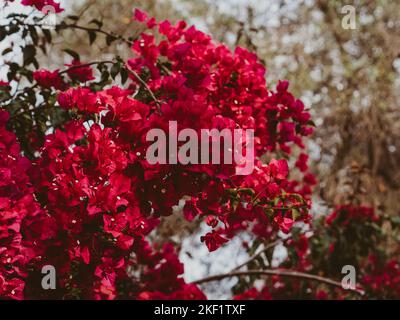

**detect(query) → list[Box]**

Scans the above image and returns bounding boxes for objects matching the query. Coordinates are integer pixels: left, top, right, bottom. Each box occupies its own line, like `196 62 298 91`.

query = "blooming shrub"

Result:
0 4 398 300
0 111 50 299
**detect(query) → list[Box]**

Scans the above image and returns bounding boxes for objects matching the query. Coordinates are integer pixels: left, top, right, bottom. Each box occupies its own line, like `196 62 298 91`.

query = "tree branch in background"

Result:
56 22 135 46
191 269 365 296
127 68 162 114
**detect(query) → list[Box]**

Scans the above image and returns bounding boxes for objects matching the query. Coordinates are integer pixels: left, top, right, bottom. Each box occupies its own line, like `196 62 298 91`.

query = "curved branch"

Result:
0 21 135 46
191 269 364 296
58 23 134 46
127 69 162 114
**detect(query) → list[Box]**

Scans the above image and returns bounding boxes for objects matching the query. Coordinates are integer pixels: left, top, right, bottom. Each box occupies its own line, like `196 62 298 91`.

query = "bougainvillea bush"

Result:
0 1 399 300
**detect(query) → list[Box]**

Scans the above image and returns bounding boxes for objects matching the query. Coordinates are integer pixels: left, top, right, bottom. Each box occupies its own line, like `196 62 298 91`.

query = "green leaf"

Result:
23 45 36 66
101 70 110 82
110 63 120 80
264 208 274 218
63 49 80 61
106 34 116 46
7 62 19 81
307 119 316 127
8 24 20 35
120 67 129 85
2 48 12 56
0 27 6 42
292 208 301 220
42 29 52 43
289 193 306 204
20 68 34 82
238 188 255 196
28 25 38 45
88 30 96 45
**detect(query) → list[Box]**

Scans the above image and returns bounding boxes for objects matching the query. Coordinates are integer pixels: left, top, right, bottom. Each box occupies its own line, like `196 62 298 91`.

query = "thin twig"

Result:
0 21 135 46
59 23 134 46
127 69 162 114
191 269 364 296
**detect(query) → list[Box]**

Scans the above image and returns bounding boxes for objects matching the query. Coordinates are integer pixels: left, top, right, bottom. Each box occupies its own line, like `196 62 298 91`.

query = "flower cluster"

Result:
134 242 206 300
362 255 400 299
0 111 50 299
33 60 95 91
1 10 314 299
325 205 380 226
33 69 65 90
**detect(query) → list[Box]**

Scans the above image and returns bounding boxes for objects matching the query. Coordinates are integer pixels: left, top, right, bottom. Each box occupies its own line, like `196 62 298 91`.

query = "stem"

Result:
127 69 162 114
59 23 134 46
0 21 135 46
191 269 364 296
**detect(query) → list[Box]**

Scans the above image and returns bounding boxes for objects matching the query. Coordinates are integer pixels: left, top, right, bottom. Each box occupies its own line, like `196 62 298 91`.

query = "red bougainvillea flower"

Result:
295 153 309 172
135 242 207 300
57 87 102 113
65 60 95 83
33 69 66 90
326 205 380 226
200 231 229 252
183 198 202 222
362 256 400 298
133 8 147 22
